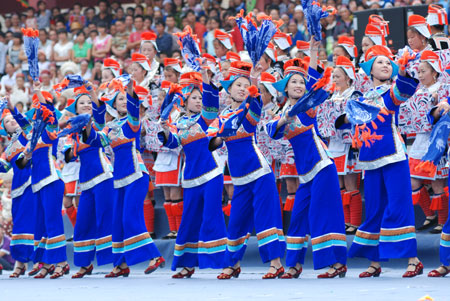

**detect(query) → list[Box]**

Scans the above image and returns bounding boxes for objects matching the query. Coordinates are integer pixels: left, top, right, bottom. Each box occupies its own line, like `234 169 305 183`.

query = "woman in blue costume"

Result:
83 79 164 277
209 61 286 280
15 81 69 279
0 100 35 278
60 83 115 278
159 65 227 279
337 45 422 278
266 42 347 279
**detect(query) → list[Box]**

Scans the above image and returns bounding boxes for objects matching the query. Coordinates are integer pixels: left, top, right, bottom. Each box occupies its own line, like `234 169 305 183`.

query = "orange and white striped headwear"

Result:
365 24 386 46
226 51 241 62
265 42 277 62
214 29 233 50
132 53 152 71
141 31 159 51
283 58 308 77
296 40 310 56
420 50 443 73
103 58 122 77
368 14 389 37
273 31 292 50
338 36 357 59
164 58 182 73
408 14 431 38
335 56 356 80
260 72 277 97
427 4 448 26
135 85 152 108
202 53 218 74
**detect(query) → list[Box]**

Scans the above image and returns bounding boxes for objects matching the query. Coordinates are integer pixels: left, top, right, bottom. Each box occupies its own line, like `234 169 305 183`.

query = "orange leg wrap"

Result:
164 202 177 232
143 200 155 233
65 205 77 228
349 191 362 226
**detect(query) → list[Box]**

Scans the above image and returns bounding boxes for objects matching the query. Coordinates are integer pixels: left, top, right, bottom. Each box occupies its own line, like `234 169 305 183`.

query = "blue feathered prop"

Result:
287 67 333 117
53 75 89 97
174 26 202 72
301 0 336 41
345 98 390 148
58 114 91 138
0 98 8 118
232 10 282 66
160 81 184 121
214 97 252 137
415 113 450 178
21 28 40 82
28 104 55 153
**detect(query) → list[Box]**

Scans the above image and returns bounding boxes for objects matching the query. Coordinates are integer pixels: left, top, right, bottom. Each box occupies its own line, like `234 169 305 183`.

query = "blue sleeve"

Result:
92 102 106 130
126 92 140 133
386 74 419 111
266 116 286 140
242 96 263 133
157 131 180 149
0 158 11 173
201 83 220 125
11 107 31 134
307 67 322 91
83 125 110 148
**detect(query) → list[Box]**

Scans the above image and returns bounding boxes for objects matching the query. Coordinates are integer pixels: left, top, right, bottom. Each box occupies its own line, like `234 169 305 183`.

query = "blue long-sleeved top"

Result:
158 83 221 188
66 102 113 191
337 74 419 170
213 93 272 186
84 93 148 188
13 103 61 192
0 131 32 198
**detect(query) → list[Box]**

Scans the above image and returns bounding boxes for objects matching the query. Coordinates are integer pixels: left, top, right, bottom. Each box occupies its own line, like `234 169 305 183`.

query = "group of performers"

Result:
3 3 450 280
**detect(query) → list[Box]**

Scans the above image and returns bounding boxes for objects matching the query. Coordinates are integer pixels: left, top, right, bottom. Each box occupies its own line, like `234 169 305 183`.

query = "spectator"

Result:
185 10 206 44
182 0 203 16
6 32 22 67
165 15 181 53
9 73 30 111
335 5 354 38
113 7 125 24
48 29 58 44
69 3 87 28
9 13 22 33
111 19 129 60
288 19 305 45
127 15 145 53
71 31 92 64
36 1 51 29
155 19 172 58
0 224 14 271
50 7 65 28
92 0 113 27
204 17 221 56
0 63 16 96
78 59 92 81
135 5 144 17
92 22 112 62
38 29 52 61
0 33 7 75
40 69 55 96
37 50 50 72
25 7 38 29
53 29 73 68
125 15 134 32
85 7 96 26
144 16 153 31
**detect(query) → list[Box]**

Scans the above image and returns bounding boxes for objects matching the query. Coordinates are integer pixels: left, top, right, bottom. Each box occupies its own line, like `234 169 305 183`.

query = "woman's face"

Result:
131 62 147 82
76 95 93 115
371 56 393 81
333 47 349 65
417 61 437 87
332 68 350 90
102 69 115 83
361 37 375 54
41 73 50 85
3 114 19 134
115 92 127 115
98 26 106 35
140 42 157 61
286 73 306 100
258 84 273 105
164 69 179 83
16 77 24 87
221 61 231 80
407 29 425 51
76 33 85 44
229 77 250 102
58 33 67 42
185 89 202 113
213 40 227 58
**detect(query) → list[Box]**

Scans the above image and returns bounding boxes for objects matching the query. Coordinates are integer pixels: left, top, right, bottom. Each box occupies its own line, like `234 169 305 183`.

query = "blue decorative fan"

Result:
174 26 202 72
302 0 335 41
21 28 40 81
58 114 91 138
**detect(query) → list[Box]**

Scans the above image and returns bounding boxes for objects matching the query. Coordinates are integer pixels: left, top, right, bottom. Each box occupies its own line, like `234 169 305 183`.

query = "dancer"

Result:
15 82 69 279
84 78 164 277
210 60 286 280
0 101 35 278
341 45 422 278
159 67 227 278
267 44 347 279
61 83 115 278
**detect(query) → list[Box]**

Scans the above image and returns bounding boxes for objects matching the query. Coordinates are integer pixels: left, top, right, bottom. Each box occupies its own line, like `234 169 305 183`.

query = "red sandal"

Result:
172 267 195 279
262 266 284 279
144 257 165 274
34 265 55 279
105 266 130 278
72 264 94 279
281 266 302 279
317 265 347 279
402 262 423 278
9 266 26 278
359 266 382 278
50 263 70 279
428 266 450 277
28 263 44 276
217 267 241 280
